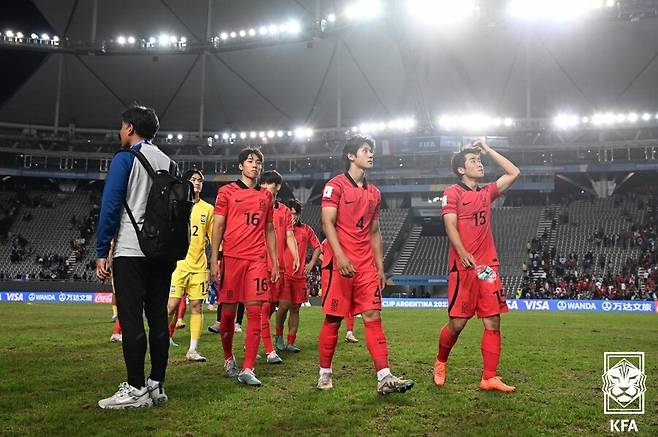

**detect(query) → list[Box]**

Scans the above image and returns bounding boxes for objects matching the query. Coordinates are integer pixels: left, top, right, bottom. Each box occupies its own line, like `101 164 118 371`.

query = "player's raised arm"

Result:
322 205 354 277
443 213 476 269
477 141 520 194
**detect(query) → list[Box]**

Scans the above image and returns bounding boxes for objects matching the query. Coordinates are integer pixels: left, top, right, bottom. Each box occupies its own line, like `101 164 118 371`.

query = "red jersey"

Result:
321 172 381 272
442 182 501 272
214 180 274 262
284 222 320 279
268 201 293 272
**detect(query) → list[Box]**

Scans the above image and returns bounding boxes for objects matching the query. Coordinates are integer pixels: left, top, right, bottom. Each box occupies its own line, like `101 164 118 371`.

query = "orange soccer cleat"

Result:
433 358 447 387
479 376 516 392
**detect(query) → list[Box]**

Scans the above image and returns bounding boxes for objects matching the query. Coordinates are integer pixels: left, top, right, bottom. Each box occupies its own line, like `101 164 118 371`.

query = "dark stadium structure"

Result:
0 0 657 302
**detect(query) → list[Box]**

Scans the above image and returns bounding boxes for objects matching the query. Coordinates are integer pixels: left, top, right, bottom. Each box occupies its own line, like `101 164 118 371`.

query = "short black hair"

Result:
261 170 283 185
343 135 375 170
237 147 264 165
183 169 204 181
121 105 159 140
286 199 302 215
451 147 480 179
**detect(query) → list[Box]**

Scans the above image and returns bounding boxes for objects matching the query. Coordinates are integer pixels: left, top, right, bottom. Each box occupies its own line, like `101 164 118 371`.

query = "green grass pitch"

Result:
0 303 656 436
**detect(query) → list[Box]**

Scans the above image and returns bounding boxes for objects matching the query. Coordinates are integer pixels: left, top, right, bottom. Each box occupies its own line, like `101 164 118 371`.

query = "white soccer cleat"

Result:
109 333 122 343
207 321 220 333
207 304 215 312
146 378 168 405
224 357 239 377
266 351 283 364
316 372 333 391
376 374 415 395
186 350 207 362
237 369 262 387
234 323 242 333
98 382 152 410
111 314 118 322
345 332 359 343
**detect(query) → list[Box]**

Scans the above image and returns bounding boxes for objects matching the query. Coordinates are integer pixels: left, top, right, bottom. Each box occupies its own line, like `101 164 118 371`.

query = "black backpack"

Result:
118 149 194 261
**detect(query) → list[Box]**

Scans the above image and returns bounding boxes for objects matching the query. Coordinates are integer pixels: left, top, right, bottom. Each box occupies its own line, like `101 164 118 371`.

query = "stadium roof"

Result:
2 0 658 132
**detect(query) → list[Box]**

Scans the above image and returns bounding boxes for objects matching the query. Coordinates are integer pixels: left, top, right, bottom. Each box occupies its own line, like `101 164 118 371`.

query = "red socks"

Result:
112 319 121 335
220 308 236 360
168 317 176 338
363 319 389 371
481 329 501 380
437 324 459 363
287 333 296 346
260 302 274 354
318 319 339 368
243 305 262 370
177 298 187 320
275 324 284 337
346 313 355 331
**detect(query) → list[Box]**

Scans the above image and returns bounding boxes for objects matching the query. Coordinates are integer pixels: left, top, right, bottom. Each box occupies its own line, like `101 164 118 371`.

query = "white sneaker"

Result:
234 323 242 333
186 350 207 362
146 378 168 405
316 372 333 390
109 333 122 343
207 321 220 333
111 314 118 322
224 357 239 377
266 351 283 364
98 382 152 409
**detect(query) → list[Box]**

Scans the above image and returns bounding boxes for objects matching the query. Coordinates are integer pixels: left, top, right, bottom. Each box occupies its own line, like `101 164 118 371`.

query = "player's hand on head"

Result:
336 253 355 277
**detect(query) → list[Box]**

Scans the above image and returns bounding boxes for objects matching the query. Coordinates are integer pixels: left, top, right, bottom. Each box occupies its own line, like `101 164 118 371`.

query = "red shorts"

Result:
281 275 308 305
268 272 284 302
219 256 269 303
447 266 508 318
321 268 381 318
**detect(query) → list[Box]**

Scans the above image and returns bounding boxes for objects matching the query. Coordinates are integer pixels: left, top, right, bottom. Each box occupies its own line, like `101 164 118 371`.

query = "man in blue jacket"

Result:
96 105 177 409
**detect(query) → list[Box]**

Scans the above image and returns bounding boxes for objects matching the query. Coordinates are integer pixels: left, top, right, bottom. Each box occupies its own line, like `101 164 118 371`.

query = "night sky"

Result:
0 1 53 106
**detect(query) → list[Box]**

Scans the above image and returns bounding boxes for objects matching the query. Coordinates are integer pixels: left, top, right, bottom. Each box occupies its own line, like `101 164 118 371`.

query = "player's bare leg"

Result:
361 309 414 395
166 297 181 347
286 304 302 352
479 315 515 392
434 317 467 386
219 302 239 377
275 300 290 351
185 299 206 362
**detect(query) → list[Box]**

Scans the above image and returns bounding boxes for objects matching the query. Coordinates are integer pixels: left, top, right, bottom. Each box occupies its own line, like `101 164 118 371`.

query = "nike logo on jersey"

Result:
235 199 243 203
462 201 472 206
345 200 354 204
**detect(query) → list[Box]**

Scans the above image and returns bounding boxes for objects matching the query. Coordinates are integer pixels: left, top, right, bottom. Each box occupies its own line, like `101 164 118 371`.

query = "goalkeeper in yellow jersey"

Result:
166 169 214 362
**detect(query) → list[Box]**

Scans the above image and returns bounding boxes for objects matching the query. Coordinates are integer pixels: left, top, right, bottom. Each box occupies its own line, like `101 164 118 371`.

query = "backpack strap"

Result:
113 148 156 236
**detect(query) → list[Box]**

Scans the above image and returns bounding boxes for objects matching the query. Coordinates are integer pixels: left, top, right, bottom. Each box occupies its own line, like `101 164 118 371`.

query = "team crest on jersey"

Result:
323 185 334 198
200 214 207 224
259 199 266 211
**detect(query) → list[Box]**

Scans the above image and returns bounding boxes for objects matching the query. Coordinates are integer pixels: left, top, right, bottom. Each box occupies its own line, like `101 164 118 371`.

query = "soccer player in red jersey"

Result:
434 141 520 392
260 170 300 363
317 135 414 394
275 199 321 352
210 148 279 387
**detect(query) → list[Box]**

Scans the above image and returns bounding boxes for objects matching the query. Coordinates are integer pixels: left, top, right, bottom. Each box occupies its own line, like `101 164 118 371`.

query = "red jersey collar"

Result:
344 172 368 188
458 181 480 192
236 179 261 190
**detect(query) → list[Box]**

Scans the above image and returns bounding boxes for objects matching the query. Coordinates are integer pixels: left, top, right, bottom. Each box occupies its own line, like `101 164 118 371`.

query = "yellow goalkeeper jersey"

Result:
176 199 214 273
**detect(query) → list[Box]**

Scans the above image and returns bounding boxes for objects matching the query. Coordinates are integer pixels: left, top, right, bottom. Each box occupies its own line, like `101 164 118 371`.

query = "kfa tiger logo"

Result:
200 214 207 224
602 352 646 415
